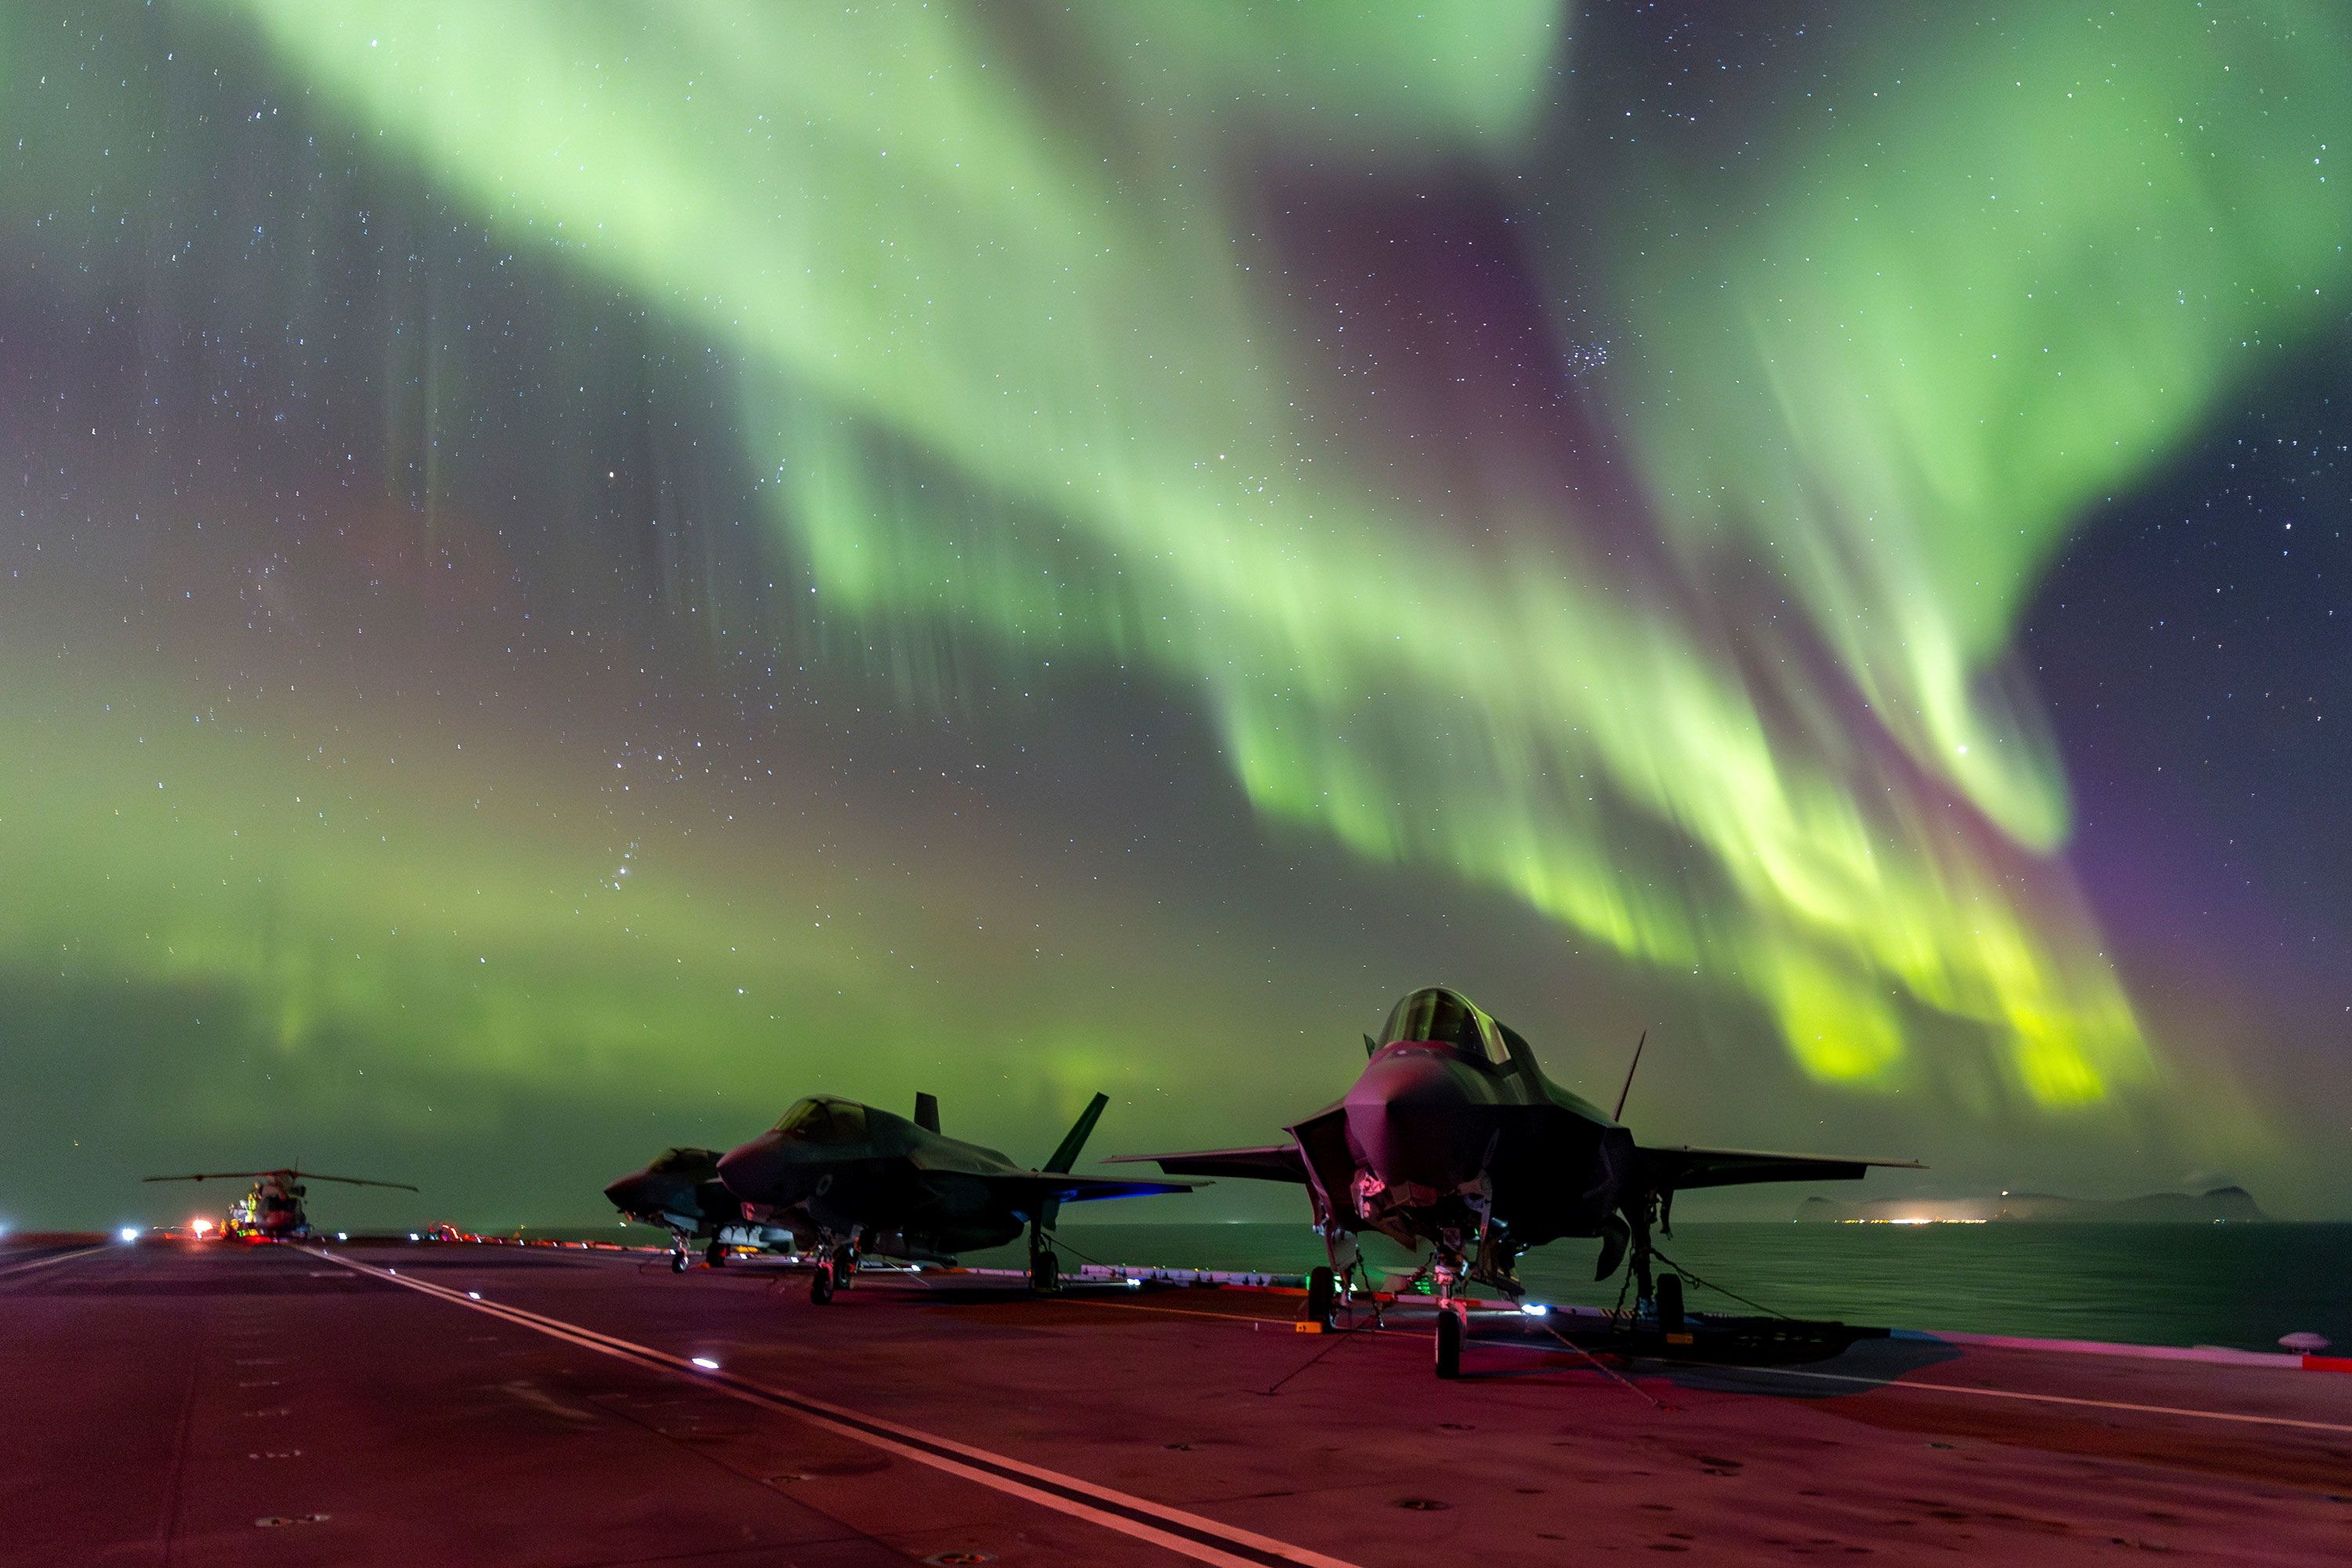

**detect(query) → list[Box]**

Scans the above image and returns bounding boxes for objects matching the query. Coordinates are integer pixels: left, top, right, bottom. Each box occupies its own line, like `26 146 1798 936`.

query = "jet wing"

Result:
1637 1145 1924 1192
971 1171 1201 1206
1099 1145 1307 1183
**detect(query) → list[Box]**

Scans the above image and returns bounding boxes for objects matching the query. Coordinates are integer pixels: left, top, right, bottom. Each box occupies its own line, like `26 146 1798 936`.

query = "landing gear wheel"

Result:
1029 1247 1059 1294
1655 1272 1684 1332
809 1261 836 1305
1434 1305 1464 1379
670 1250 688 1275
1305 1265 1336 1326
832 1244 858 1290
706 1237 727 1269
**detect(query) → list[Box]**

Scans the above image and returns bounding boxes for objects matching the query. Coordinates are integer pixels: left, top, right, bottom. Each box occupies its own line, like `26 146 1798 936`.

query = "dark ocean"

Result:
964 1221 2351 1354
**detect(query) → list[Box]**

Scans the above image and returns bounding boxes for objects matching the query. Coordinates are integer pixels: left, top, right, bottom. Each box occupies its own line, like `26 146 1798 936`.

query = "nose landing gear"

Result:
1434 1299 1465 1379
1430 1234 1470 1379
804 1232 861 1304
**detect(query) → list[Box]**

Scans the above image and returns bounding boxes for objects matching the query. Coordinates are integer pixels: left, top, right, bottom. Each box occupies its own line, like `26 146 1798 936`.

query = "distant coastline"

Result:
1794 1185 2270 1224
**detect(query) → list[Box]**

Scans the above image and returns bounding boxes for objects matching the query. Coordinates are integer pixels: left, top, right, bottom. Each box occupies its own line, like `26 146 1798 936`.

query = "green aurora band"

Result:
200 1 2350 1111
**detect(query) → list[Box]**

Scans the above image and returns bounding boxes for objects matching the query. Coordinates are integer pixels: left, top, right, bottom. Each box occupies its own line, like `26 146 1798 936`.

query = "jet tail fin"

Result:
1036 1091 1111 1238
1045 1092 1109 1174
913 1092 940 1134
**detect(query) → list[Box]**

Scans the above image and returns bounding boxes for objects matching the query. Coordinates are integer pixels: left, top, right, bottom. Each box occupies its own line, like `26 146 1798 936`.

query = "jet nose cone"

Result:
602 1173 649 1210
715 1136 779 1201
1345 1046 1484 1191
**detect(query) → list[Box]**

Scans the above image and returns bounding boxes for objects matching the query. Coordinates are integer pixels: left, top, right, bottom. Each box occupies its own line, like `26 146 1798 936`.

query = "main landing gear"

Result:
1655 1272 1684 1332
1308 1227 1375 1331
1305 1266 1337 1326
1602 1192 1686 1331
705 1237 728 1269
1025 1216 1060 1294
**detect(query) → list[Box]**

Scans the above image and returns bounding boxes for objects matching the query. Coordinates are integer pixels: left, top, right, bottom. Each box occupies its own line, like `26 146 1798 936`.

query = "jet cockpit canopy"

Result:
1379 986 1513 1068
771 1096 869 1144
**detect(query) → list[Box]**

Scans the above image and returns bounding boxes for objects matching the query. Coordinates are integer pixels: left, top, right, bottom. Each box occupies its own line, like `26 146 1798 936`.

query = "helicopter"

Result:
143 1168 417 1240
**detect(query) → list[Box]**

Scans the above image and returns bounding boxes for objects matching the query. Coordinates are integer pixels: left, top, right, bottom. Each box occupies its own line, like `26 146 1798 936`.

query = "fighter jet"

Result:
602 1146 798 1272
143 1167 418 1240
1109 986 1922 1376
717 1090 1193 1302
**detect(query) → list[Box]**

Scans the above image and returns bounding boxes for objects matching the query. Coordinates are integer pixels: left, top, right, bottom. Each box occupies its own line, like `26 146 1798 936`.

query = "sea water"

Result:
971 1221 2352 1353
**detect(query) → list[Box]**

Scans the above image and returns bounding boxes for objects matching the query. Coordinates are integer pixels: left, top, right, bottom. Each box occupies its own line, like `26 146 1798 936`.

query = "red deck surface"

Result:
4 1236 2346 1565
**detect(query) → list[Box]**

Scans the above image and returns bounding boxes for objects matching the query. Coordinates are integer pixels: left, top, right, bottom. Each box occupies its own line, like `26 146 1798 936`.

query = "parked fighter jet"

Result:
1109 986 1921 1376
143 1167 417 1240
717 1090 1193 1302
602 1146 797 1272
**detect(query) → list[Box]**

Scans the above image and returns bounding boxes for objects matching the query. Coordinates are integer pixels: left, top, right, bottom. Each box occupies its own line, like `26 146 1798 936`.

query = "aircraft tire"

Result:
1656 1272 1684 1331
809 1261 836 1305
670 1250 688 1275
833 1244 858 1289
1305 1265 1336 1325
1435 1305 1463 1378
706 1238 727 1269
1030 1247 1058 1294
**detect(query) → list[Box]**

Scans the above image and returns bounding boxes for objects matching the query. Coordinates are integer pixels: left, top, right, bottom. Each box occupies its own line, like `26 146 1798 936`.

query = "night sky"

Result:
4 3 2347 1232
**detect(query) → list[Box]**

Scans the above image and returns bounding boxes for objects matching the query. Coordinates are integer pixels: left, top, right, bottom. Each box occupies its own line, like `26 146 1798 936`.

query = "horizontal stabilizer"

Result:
1637 1145 1923 1192
1102 1145 1307 1184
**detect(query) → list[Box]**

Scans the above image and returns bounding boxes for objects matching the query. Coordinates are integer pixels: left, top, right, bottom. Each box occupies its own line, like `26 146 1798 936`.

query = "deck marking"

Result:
1676 1359 2352 1436
0 1244 109 1282
313 1250 1361 1568
1058 1294 2352 1435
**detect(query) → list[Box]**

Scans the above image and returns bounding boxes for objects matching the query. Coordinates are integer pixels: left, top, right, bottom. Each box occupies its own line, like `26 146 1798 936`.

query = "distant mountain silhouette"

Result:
1795 1185 2270 1223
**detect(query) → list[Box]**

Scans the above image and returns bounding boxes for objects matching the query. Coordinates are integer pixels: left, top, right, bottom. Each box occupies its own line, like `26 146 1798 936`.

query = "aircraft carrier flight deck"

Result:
7 1232 2347 1567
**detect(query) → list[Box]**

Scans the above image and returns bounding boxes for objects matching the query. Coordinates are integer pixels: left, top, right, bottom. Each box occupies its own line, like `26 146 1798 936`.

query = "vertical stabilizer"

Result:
913 1092 941 1134
1038 1091 1109 1236
1044 1092 1109 1174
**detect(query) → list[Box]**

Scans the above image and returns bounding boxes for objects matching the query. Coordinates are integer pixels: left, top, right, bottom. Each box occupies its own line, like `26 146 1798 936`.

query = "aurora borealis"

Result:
3 4 2347 1227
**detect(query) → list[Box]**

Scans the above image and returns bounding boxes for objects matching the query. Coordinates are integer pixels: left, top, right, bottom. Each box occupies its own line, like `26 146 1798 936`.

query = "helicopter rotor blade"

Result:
284 1171 419 1192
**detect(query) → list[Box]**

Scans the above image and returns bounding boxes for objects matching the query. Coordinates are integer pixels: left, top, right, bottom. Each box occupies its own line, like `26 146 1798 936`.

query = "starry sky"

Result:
4 3 2347 1231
